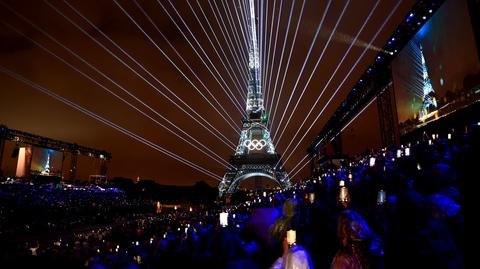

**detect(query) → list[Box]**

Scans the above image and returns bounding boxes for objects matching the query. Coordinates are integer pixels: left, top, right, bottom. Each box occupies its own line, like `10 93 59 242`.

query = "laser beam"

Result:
194 0 249 86
229 1 250 54
288 156 310 180
264 0 285 112
35 0 238 146
0 66 223 182
221 0 249 64
207 0 249 75
163 0 248 108
324 29 394 55
290 95 379 178
1 21 233 169
269 0 333 138
287 154 308 178
269 0 305 133
226 1 251 85
238 0 253 75
186 1 248 94
164 3 247 110
115 0 243 130
273 0 349 142
278 0 403 168
263 0 278 108
275 0 379 144
261 0 269 98
259 0 264 100
267 0 295 122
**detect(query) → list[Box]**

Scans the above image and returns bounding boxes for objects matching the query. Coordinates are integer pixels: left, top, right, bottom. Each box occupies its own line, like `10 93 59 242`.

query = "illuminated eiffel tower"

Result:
41 153 51 175
418 43 437 120
218 0 290 197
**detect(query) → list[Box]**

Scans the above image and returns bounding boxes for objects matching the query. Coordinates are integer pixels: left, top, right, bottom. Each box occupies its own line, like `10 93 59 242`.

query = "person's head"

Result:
337 209 375 248
428 193 461 220
415 163 453 195
282 198 299 219
270 199 300 241
397 190 430 226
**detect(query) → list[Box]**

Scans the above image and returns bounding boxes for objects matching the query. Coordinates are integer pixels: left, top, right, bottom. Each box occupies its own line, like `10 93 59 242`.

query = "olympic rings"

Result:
243 139 267 150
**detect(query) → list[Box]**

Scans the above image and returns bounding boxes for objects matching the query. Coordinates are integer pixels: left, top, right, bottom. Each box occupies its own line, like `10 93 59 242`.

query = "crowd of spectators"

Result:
0 181 151 239
0 126 474 268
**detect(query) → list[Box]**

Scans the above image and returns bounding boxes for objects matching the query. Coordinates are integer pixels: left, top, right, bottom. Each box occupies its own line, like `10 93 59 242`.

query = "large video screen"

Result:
392 0 480 135
30 147 63 177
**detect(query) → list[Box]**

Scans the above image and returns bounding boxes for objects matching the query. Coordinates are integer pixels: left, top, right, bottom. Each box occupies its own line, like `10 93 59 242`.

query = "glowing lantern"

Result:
219 212 228 227
377 189 386 205
286 230 296 246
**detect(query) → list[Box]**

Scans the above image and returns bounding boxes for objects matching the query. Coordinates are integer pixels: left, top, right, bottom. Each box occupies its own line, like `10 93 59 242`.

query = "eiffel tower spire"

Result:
246 0 263 119
219 0 290 197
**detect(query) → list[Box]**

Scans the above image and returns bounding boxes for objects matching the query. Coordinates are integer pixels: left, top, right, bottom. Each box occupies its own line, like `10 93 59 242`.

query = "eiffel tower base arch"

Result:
218 162 290 197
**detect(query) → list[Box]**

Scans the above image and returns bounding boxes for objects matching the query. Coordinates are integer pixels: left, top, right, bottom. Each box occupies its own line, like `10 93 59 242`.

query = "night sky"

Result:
0 0 416 186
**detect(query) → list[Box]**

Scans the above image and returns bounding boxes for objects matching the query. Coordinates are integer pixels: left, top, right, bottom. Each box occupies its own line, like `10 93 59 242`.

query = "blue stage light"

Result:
406 13 414 23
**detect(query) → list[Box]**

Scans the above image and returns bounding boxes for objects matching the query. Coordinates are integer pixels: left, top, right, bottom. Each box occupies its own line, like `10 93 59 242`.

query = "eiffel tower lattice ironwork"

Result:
218 0 291 197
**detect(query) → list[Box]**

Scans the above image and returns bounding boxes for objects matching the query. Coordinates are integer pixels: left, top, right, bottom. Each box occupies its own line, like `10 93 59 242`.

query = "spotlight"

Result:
429 9 432 13
407 13 414 22
422 16 426 20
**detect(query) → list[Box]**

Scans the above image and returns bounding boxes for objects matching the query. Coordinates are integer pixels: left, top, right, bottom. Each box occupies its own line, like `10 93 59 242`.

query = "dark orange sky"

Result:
0 0 416 186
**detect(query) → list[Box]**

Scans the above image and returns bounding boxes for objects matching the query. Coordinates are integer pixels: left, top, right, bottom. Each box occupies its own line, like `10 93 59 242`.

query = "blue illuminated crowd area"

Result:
1 127 474 269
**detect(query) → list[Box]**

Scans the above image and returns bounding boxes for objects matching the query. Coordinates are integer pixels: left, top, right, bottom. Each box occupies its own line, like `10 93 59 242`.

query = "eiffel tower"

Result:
418 43 437 120
218 0 290 197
